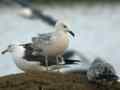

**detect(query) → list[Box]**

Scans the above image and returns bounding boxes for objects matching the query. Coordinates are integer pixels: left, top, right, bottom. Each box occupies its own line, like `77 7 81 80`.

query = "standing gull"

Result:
31 21 75 70
1 44 84 73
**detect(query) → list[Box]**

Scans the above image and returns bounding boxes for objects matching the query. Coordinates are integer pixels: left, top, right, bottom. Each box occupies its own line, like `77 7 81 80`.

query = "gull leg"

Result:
59 55 65 70
56 56 60 72
45 56 48 71
56 55 64 72
59 55 65 65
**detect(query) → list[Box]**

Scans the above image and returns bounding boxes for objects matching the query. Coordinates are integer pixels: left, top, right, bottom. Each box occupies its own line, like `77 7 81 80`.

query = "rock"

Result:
87 57 118 83
0 72 119 90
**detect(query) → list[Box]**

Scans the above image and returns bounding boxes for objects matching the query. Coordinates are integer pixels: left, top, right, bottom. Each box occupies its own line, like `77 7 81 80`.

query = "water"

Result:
0 4 120 76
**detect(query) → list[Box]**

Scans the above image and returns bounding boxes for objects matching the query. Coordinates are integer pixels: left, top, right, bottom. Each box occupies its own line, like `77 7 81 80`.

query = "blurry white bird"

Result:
31 21 75 70
17 7 57 26
15 0 57 26
1 44 90 73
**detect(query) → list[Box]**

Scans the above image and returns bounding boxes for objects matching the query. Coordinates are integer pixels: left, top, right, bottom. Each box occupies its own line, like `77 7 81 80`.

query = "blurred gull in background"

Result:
17 7 57 26
15 0 57 26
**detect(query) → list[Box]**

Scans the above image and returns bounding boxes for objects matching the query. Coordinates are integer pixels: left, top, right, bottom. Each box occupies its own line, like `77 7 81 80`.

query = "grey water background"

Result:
0 4 120 77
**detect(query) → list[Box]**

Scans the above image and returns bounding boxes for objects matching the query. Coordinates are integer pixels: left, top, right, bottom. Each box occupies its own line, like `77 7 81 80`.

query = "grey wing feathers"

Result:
31 32 54 55
38 33 53 41
32 32 53 42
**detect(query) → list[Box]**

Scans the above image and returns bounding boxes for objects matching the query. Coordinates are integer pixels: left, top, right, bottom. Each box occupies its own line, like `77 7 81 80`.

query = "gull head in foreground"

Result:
31 21 75 70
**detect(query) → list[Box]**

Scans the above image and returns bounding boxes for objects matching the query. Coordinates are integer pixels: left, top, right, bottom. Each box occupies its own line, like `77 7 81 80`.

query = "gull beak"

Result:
67 30 75 37
1 49 8 55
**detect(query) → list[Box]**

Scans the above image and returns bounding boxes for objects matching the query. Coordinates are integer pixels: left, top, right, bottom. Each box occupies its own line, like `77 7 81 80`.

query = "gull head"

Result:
55 21 75 37
1 44 20 54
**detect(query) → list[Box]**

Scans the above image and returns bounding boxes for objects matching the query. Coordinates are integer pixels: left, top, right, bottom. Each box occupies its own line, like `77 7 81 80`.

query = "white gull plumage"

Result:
1 44 89 73
1 21 75 71
30 21 75 70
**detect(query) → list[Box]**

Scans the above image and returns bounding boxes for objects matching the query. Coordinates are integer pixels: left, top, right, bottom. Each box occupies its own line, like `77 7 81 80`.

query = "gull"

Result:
17 7 57 27
15 0 34 19
1 44 58 72
1 44 86 73
31 21 75 70
14 0 57 26
16 6 57 26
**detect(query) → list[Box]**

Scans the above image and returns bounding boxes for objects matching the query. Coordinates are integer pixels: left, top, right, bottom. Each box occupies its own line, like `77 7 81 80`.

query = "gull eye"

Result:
63 25 67 28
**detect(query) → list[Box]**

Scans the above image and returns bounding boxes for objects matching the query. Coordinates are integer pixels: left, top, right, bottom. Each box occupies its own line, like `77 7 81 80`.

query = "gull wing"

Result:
31 32 54 49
